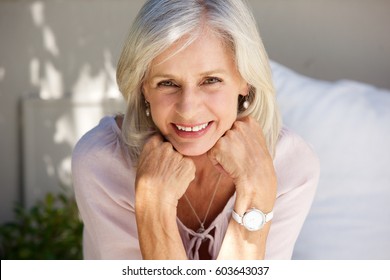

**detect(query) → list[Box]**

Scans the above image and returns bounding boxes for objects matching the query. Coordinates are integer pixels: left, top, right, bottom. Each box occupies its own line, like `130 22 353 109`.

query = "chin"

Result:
175 148 207 157
173 143 214 157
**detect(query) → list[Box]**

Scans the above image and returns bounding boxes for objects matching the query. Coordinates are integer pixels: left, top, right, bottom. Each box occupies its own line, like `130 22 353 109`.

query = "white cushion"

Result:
271 61 390 259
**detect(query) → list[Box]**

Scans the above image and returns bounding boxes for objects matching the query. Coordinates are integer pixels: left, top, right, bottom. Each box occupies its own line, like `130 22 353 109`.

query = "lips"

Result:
172 121 212 138
175 122 209 132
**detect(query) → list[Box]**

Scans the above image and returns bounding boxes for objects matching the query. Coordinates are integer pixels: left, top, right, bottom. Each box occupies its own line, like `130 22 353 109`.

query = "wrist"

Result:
135 184 178 228
233 185 274 232
136 177 180 208
232 207 273 232
135 196 178 233
234 184 275 215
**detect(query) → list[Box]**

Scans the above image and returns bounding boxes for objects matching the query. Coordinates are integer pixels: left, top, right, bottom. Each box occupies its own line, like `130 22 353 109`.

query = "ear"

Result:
239 83 250 97
141 84 150 102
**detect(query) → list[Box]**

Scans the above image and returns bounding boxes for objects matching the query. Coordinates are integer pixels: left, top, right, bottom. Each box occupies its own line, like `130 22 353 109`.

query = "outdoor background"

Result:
0 0 389 258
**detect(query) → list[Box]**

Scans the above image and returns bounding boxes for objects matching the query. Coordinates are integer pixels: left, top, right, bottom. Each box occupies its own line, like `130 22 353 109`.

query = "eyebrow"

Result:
149 69 228 81
199 69 228 76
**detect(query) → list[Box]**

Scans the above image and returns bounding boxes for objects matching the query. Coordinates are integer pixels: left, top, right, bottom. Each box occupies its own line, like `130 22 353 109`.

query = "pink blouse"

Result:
72 116 319 259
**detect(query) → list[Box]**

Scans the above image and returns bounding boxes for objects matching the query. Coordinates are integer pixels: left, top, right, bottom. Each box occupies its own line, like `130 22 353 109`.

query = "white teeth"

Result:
176 122 209 132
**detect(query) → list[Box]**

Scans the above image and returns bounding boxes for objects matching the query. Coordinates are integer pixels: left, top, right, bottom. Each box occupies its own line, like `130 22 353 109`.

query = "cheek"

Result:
149 98 182 136
212 92 239 118
149 96 175 120
206 93 239 138
150 105 170 130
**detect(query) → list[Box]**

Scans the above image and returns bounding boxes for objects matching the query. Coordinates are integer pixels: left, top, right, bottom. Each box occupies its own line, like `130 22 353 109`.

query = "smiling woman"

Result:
142 30 247 156
72 0 320 260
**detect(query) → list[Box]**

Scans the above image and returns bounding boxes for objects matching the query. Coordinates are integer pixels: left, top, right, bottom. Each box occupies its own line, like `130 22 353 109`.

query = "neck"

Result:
178 152 235 234
188 153 219 187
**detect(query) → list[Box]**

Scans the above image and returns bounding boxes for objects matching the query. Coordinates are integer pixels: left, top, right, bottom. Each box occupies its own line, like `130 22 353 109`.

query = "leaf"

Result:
0 192 83 260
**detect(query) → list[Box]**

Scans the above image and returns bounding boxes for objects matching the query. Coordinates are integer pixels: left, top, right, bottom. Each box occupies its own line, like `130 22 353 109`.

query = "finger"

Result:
232 116 266 146
234 115 250 124
207 142 229 176
207 144 220 167
181 157 196 180
213 162 230 177
146 133 164 148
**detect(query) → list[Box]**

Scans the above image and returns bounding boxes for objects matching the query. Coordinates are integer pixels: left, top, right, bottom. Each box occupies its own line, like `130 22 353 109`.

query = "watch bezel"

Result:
242 208 266 231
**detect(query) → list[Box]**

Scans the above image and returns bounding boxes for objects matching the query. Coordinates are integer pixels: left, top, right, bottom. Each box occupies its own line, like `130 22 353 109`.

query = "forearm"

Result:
135 197 187 260
218 220 270 259
134 134 195 259
218 190 273 260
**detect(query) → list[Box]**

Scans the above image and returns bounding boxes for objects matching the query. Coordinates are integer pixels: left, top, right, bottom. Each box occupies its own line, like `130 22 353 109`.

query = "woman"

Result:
72 0 319 260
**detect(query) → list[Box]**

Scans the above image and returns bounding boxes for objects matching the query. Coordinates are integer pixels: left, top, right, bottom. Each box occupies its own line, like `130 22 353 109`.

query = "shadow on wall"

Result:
21 2 127 208
0 0 140 220
28 1 121 101
21 98 124 209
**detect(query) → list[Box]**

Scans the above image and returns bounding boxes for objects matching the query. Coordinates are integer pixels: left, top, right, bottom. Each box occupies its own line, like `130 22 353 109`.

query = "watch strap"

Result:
232 209 243 224
264 211 273 222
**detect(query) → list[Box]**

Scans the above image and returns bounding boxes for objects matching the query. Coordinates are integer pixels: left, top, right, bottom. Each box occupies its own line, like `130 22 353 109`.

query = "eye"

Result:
157 80 177 87
203 77 222 85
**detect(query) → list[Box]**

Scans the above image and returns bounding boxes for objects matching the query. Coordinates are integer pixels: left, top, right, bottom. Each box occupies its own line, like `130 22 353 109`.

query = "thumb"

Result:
207 147 229 176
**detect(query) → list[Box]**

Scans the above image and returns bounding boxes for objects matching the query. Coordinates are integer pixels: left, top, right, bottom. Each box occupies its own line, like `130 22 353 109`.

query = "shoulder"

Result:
72 116 134 189
71 116 136 206
73 116 121 159
72 116 131 166
273 127 320 194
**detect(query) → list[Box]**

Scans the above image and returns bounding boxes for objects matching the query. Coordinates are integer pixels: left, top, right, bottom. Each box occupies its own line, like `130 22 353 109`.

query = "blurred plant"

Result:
0 193 83 259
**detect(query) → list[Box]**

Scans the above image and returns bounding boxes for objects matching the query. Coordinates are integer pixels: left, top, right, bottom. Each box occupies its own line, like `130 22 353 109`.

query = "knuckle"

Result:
210 140 222 154
182 157 194 168
224 129 233 137
233 121 245 131
146 134 161 147
243 115 252 123
161 141 173 151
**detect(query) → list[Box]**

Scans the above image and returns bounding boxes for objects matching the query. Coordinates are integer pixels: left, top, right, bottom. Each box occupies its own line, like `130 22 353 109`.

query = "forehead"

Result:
148 30 236 75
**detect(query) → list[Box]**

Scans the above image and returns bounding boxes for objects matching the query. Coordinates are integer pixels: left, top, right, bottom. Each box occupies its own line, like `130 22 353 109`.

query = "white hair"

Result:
116 0 282 163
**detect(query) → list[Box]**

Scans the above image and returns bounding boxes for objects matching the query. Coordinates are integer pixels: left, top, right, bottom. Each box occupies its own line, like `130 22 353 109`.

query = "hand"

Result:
207 116 277 211
135 134 196 208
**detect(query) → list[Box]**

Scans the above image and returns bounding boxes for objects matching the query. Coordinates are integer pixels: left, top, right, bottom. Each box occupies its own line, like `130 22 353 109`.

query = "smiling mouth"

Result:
174 122 210 132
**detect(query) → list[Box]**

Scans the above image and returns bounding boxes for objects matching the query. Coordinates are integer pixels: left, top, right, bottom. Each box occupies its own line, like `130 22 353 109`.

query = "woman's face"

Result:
143 31 248 157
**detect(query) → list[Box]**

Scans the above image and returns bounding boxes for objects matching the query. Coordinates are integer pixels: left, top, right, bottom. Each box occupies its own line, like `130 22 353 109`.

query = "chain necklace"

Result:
183 174 222 234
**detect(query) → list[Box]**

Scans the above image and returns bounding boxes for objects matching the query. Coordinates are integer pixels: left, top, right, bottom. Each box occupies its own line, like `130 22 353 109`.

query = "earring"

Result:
242 95 250 110
145 100 150 117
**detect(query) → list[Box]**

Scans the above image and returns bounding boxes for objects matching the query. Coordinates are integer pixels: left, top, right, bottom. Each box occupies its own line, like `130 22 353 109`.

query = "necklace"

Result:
183 174 222 234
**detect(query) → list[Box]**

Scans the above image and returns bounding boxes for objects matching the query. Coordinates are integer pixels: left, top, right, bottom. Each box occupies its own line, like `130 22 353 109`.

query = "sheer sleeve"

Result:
265 128 320 259
71 117 141 259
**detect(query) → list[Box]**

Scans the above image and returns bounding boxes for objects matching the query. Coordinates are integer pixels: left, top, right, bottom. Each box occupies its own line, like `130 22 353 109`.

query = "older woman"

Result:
72 0 319 260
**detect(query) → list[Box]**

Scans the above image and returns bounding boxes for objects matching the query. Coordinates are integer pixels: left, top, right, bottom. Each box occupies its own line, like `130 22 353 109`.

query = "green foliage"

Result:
0 193 83 260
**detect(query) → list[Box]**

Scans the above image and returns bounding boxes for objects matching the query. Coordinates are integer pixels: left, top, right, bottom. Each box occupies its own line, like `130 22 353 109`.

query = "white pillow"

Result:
271 61 390 259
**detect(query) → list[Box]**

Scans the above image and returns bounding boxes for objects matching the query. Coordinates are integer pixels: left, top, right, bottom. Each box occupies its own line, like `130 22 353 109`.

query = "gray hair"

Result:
116 0 282 163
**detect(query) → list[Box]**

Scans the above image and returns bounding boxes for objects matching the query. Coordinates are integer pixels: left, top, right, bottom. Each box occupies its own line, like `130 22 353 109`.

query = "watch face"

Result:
242 209 265 231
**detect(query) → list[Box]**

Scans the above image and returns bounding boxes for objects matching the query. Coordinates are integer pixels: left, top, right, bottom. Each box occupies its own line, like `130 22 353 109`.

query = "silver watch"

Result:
232 208 273 231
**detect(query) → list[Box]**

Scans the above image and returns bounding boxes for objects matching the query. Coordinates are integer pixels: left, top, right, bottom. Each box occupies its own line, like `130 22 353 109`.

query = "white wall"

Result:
0 0 389 223
0 0 145 223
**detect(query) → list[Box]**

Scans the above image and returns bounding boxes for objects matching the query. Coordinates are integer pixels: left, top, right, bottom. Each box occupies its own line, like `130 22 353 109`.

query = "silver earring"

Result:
145 100 150 117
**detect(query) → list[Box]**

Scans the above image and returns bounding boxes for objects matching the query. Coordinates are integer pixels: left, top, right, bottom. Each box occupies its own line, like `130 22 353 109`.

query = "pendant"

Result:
196 225 205 234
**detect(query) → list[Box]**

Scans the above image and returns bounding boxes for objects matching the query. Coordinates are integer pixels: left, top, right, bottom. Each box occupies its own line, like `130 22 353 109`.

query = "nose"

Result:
175 85 202 120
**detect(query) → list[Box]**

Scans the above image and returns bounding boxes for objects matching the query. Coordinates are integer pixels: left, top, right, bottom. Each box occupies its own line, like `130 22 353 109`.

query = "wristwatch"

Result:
232 208 273 231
